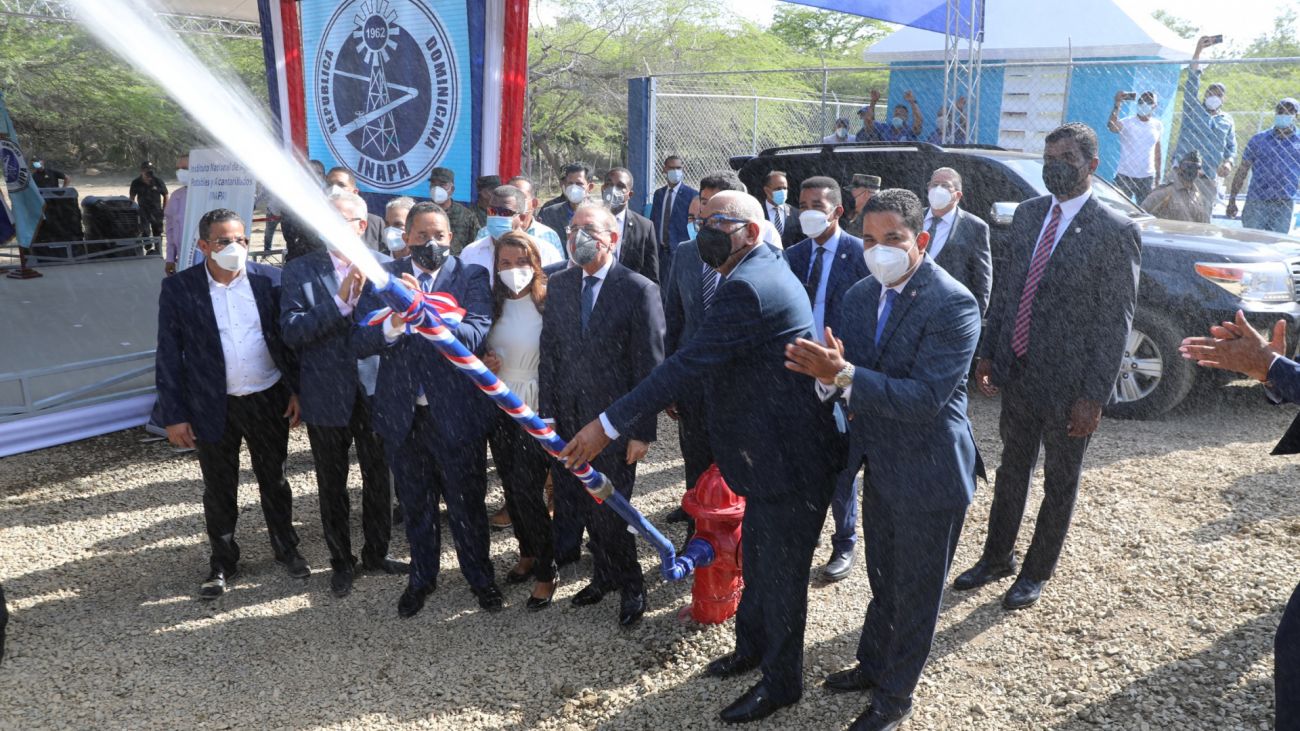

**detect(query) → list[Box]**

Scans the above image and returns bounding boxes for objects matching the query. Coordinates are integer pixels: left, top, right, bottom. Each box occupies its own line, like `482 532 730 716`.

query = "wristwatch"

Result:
833 363 855 390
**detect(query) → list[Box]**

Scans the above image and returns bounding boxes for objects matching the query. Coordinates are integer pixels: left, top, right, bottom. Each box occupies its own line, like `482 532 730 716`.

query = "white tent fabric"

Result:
158 0 260 21
864 0 1195 61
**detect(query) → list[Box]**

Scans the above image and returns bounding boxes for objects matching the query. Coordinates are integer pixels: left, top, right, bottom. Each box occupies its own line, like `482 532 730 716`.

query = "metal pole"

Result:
820 60 829 138
752 86 759 155
1061 37 1074 124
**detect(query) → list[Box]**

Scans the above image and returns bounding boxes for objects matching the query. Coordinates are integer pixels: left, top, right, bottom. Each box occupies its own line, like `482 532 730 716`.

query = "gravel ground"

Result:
0 384 1295 730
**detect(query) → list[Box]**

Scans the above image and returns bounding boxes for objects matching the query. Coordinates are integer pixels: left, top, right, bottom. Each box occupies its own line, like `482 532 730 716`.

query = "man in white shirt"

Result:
1107 90 1163 203
460 184 564 276
155 208 308 601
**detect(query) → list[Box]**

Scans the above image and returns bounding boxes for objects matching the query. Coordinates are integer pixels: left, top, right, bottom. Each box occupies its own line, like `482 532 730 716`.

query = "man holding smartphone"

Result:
1172 35 1235 191
1108 90 1163 203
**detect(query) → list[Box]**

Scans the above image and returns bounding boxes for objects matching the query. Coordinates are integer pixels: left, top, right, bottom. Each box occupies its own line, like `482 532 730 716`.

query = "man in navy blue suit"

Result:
785 175 869 582
353 202 502 618
156 208 308 600
649 155 699 283
954 123 1141 611
561 191 846 724
281 192 405 599
1181 311 1300 731
539 202 665 627
787 189 982 731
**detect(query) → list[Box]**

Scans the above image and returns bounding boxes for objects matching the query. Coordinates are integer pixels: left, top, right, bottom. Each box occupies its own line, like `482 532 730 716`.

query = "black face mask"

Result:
697 225 743 269
1042 159 1084 198
410 243 448 271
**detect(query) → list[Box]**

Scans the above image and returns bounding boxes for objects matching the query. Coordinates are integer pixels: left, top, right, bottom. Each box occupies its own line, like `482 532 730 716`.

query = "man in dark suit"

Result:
539 202 665 627
785 175 870 582
843 174 881 238
1181 311 1300 731
649 155 699 283
156 208 308 600
537 162 596 235
561 191 846 724
601 167 660 283
954 123 1141 610
280 192 404 599
353 202 503 618
786 189 983 731
923 167 993 316
761 170 803 248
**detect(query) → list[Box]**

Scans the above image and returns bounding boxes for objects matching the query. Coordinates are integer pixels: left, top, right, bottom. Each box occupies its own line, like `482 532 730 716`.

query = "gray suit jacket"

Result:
929 208 993 316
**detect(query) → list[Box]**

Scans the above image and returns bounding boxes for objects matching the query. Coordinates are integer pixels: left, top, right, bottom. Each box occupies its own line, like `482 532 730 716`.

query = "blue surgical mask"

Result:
685 221 697 240
1137 103 1154 117
1275 114 1296 130
891 115 905 129
772 189 787 206
486 215 514 240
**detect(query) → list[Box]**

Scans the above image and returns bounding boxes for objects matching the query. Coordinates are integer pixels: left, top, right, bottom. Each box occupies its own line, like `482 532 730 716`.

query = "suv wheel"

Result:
1104 309 1196 420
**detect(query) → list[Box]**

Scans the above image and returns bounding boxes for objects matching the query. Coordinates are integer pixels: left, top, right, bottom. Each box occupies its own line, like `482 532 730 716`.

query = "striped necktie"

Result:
1010 204 1063 358
701 263 720 309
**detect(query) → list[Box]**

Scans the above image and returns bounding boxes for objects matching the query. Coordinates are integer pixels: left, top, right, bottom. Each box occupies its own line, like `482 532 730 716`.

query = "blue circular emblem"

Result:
314 0 460 191
0 139 31 194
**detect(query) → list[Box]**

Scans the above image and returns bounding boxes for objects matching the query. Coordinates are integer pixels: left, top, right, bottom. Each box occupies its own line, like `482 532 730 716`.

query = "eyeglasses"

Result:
208 237 249 249
565 225 610 237
699 214 748 231
488 206 520 217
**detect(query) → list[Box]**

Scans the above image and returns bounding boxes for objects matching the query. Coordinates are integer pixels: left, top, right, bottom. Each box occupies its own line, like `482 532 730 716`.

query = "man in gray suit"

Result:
922 168 993 316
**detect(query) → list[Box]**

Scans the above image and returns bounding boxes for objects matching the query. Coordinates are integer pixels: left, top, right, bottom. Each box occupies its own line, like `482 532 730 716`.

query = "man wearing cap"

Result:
1141 151 1216 224
1172 35 1236 181
1228 98 1300 234
30 158 70 189
842 175 881 238
129 161 168 251
473 175 500 230
428 167 480 254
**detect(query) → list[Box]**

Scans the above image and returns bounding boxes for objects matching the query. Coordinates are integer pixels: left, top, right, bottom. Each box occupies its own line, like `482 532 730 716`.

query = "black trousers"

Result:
487 411 555 581
141 207 164 237
551 447 643 594
734 485 834 703
305 391 391 571
980 385 1091 581
856 488 966 715
1278 581 1300 731
194 382 299 572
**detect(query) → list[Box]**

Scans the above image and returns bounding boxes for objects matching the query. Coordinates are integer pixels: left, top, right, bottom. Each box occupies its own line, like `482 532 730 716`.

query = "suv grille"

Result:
1291 260 1300 302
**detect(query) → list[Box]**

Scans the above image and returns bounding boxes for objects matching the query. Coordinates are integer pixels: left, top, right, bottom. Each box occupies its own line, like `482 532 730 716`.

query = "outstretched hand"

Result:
1179 310 1284 383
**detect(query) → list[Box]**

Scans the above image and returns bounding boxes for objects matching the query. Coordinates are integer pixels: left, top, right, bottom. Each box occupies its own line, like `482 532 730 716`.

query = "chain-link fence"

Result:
643 57 1300 203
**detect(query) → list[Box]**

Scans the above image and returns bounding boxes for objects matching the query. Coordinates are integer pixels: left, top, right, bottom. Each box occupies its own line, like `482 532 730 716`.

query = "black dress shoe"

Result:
824 665 875 692
570 583 605 607
198 566 237 600
704 652 761 678
473 583 504 613
397 583 434 618
276 551 311 579
666 506 690 523
618 590 647 627
1002 576 1045 610
719 683 799 724
330 568 354 598
823 549 856 582
525 580 558 612
847 704 913 731
951 557 1017 591
360 556 409 575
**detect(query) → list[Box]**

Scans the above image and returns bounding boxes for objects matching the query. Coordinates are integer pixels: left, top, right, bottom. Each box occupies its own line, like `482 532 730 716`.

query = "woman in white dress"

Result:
482 232 557 610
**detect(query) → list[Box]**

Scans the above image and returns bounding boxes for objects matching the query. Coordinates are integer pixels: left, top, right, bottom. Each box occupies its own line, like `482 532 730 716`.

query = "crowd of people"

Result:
134 114 1295 730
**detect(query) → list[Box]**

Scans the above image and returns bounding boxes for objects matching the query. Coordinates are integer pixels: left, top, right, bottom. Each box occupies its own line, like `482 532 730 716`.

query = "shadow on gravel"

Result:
1189 464 1300 545
1049 611 1280 729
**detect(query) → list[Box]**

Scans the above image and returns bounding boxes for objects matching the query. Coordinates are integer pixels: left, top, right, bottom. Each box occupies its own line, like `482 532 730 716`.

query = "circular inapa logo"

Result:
314 0 459 191
0 138 31 193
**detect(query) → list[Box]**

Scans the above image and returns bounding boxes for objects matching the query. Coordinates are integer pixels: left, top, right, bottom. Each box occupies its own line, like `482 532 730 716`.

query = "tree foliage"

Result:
769 5 891 58
1151 10 1197 40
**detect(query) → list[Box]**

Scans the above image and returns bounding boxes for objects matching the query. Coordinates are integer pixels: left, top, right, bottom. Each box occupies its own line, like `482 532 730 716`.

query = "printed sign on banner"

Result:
177 149 257 271
300 0 473 198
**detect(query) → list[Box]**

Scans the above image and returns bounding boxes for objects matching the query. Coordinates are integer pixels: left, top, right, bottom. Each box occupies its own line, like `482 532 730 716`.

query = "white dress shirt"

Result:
329 252 358 317
815 264 919 403
805 227 841 344
1034 191 1093 258
206 265 281 396
922 206 959 261
459 232 564 276
613 208 627 260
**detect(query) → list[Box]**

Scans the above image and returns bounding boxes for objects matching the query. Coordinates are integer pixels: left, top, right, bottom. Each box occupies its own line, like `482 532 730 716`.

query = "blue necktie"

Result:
700 263 720 309
875 288 898 346
581 275 597 331
418 272 433 293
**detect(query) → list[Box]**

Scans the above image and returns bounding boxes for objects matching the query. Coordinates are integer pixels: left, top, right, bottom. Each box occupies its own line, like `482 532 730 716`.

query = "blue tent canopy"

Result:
784 0 984 40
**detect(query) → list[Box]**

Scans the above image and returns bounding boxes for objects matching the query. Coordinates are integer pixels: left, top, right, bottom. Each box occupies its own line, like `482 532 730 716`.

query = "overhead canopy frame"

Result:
0 0 261 38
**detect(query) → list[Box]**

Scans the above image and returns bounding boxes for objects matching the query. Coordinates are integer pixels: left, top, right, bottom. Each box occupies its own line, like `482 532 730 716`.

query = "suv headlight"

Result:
1194 261 1294 303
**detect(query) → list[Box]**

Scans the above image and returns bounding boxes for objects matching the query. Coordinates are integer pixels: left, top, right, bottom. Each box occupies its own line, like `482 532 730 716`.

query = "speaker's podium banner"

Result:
300 0 479 198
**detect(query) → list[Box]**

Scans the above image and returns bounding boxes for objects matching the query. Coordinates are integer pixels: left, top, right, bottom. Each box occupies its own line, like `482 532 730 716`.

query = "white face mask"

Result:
927 185 954 211
324 184 347 197
431 185 450 204
564 184 586 205
498 266 535 295
665 169 684 185
383 226 405 252
798 209 831 238
1204 95 1223 112
211 243 247 273
175 169 190 185
864 243 912 285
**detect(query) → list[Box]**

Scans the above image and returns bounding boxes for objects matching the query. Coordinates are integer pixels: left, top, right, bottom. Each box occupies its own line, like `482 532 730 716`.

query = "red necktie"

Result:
1010 204 1063 358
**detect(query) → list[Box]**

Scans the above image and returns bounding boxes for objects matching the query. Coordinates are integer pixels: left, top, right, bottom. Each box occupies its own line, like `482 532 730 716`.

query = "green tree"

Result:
1243 9 1300 58
1152 9 1197 40
768 5 891 59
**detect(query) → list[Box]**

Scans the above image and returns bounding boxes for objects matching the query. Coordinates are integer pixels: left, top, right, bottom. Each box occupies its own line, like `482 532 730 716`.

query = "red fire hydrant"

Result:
681 464 745 624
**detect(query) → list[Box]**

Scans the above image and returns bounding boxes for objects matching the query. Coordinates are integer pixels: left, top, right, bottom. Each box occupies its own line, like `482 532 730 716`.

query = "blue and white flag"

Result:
0 191 14 244
0 90 45 247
